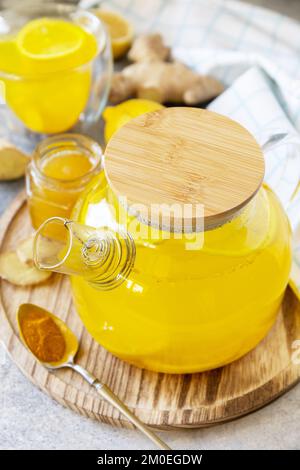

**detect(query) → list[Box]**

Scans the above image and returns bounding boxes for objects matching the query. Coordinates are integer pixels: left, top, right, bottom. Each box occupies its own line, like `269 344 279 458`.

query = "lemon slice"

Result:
16 18 84 61
94 10 133 59
103 99 164 142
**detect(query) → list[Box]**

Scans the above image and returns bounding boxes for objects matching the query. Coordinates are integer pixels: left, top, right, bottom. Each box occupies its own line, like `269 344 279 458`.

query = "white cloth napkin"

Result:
106 0 300 296
206 66 300 297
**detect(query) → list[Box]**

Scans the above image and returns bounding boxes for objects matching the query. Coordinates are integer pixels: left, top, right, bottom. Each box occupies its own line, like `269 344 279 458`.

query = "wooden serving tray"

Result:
1 192 300 429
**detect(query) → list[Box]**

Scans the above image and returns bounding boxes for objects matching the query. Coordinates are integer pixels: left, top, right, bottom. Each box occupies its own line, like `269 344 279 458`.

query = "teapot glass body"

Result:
71 174 291 373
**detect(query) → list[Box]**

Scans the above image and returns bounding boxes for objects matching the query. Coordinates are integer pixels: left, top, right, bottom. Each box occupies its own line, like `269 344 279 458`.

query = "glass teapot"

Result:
34 108 292 374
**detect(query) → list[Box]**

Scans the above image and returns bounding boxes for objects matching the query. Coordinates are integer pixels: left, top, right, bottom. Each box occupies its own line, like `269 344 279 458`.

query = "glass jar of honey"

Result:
26 134 102 230
34 108 292 374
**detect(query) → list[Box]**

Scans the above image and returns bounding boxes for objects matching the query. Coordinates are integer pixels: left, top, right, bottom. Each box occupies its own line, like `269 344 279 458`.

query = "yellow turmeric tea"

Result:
0 18 98 133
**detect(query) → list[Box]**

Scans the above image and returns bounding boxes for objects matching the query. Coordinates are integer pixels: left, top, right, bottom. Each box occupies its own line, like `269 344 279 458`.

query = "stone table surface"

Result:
1 0 300 451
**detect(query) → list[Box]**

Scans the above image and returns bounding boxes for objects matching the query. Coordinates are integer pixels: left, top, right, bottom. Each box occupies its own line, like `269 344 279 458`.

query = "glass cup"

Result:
0 1 112 137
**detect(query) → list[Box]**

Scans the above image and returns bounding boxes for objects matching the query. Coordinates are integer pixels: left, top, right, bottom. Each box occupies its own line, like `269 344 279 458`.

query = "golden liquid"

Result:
28 150 94 230
0 20 97 133
41 151 93 180
72 177 292 373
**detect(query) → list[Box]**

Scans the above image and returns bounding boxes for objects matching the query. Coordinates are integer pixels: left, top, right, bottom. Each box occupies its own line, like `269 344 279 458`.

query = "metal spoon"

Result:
17 303 171 450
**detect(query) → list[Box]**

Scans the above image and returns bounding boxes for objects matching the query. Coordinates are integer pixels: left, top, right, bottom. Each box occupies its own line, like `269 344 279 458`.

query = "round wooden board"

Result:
1 192 300 430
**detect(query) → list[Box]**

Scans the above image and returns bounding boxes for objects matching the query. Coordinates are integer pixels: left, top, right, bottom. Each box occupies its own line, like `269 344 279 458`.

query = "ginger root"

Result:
109 73 137 104
109 33 224 105
109 61 224 105
128 33 170 62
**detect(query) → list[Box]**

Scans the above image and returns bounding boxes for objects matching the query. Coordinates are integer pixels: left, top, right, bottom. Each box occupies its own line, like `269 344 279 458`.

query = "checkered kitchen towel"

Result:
103 0 300 296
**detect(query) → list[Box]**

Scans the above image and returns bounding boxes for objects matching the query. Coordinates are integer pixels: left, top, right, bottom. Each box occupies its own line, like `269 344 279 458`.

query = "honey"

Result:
26 134 102 230
41 151 94 181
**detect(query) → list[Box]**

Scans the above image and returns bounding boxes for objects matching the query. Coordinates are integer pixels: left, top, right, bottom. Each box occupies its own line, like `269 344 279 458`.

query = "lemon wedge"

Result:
103 99 164 143
16 18 84 61
94 10 133 59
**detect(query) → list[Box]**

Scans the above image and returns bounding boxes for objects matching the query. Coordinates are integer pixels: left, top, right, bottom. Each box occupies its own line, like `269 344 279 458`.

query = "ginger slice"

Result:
0 251 51 286
0 139 29 181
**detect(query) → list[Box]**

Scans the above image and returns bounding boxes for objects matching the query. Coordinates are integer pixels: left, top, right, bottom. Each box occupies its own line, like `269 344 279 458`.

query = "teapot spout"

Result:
33 217 136 290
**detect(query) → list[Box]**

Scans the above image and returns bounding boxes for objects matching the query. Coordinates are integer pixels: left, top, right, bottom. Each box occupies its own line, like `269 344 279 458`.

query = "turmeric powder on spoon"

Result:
17 303 171 449
19 308 66 363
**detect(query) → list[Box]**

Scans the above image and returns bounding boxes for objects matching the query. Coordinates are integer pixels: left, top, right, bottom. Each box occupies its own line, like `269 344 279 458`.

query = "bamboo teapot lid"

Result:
104 108 265 231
